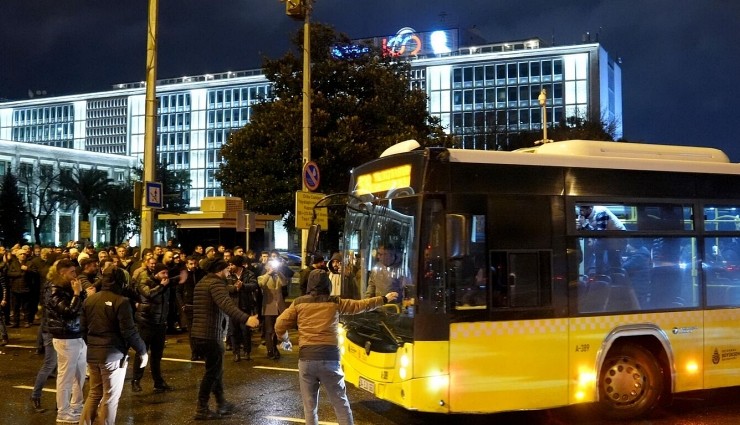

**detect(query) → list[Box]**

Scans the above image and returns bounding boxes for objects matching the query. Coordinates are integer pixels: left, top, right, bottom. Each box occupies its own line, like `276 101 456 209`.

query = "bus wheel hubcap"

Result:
603 357 644 404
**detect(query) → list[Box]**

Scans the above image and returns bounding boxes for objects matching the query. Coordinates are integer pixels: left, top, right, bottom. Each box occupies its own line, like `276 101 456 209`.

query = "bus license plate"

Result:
358 376 375 394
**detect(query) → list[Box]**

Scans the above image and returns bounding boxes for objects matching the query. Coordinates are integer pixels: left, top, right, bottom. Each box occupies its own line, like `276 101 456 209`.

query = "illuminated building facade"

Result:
0 139 135 246
0 28 621 213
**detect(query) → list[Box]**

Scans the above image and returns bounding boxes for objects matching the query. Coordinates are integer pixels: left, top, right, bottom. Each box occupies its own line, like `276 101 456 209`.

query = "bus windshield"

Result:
339 194 419 346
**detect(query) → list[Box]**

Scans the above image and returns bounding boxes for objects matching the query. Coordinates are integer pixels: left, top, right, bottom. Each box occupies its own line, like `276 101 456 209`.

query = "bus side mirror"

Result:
306 224 321 254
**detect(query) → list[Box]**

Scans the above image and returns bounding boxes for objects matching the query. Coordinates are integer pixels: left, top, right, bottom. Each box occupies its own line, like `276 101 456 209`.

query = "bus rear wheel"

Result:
598 343 664 419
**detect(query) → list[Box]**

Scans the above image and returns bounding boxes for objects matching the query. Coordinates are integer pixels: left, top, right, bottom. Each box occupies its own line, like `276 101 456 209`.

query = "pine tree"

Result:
0 171 29 246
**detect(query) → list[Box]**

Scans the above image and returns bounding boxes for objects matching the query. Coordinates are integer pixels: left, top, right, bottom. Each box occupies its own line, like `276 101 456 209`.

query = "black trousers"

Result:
230 318 252 354
133 323 166 386
192 338 225 405
11 291 31 325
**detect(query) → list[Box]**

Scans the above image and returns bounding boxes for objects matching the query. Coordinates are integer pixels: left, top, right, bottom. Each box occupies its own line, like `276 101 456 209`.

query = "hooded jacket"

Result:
275 269 387 361
81 268 146 363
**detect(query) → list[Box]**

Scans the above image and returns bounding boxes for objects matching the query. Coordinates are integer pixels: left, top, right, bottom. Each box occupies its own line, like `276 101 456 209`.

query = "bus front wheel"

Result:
598 343 664 419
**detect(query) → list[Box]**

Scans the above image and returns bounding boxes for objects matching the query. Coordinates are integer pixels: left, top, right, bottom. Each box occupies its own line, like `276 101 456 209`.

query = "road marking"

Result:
13 385 56 393
254 365 298 372
162 357 204 364
265 416 337 424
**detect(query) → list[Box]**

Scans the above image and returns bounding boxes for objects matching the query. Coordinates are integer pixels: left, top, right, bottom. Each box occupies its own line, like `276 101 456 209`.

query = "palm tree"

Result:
58 167 113 223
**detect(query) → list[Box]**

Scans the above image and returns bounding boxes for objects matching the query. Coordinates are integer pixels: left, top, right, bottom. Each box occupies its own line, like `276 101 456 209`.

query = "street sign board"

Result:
79 220 91 239
303 161 320 192
145 181 163 209
295 191 328 229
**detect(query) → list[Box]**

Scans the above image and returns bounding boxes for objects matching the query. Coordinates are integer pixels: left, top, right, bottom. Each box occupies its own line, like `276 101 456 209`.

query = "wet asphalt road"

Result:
2 324 740 424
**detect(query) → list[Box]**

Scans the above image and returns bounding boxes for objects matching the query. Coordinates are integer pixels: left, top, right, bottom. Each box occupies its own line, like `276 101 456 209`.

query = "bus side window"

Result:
448 213 488 310
491 250 552 308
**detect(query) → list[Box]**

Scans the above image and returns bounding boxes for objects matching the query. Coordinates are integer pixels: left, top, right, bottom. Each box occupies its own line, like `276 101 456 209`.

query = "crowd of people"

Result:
0 240 399 424
0 242 294 423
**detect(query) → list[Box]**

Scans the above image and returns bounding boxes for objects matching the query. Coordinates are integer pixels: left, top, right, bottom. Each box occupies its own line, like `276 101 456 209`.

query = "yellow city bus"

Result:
323 139 740 419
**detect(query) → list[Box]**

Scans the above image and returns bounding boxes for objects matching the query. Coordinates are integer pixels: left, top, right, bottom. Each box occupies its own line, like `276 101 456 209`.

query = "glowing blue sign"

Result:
356 28 459 58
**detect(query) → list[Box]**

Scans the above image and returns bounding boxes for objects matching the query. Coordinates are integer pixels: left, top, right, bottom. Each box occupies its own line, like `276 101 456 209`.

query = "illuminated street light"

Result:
536 88 552 145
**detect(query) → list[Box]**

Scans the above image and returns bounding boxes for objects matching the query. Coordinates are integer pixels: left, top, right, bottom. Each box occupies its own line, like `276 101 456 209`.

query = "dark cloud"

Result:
1 0 738 159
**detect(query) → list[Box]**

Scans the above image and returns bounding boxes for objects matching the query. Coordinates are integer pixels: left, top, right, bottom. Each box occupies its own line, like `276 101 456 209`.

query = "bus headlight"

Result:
400 353 410 367
398 353 410 380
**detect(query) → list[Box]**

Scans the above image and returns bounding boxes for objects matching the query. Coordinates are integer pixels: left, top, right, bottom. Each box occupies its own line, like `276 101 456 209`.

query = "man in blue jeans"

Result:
275 269 398 425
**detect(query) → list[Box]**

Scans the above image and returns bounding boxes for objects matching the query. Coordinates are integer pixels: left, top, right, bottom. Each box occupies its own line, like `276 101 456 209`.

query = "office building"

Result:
0 28 621 244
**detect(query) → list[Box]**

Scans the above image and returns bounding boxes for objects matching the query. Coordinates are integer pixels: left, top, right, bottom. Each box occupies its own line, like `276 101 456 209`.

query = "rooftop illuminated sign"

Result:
356 28 459 58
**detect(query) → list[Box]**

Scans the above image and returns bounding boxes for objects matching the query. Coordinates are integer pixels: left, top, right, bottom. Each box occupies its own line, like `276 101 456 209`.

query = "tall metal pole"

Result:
141 0 159 249
300 3 312 267
538 89 550 144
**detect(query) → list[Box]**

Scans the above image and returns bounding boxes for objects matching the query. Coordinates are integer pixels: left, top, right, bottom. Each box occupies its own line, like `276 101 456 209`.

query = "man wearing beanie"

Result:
190 259 259 420
275 269 398 425
299 254 325 296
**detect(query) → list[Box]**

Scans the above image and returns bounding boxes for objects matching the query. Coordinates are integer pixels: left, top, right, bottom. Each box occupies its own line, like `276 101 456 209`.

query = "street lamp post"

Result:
300 3 312 267
141 0 159 249
537 89 552 145
283 0 312 266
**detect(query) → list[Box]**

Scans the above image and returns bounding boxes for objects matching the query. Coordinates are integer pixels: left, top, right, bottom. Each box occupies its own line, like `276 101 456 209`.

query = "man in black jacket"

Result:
80 265 149 425
190 259 259 420
177 255 205 360
226 255 260 362
132 260 172 393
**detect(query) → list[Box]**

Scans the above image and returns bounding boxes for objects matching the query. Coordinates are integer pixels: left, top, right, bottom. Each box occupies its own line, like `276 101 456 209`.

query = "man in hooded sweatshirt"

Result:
275 269 398 425
80 265 149 425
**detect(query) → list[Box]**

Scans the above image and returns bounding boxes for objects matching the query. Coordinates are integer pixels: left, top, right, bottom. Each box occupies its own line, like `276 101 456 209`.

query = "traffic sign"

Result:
303 161 320 192
295 191 328 229
145 181 163 209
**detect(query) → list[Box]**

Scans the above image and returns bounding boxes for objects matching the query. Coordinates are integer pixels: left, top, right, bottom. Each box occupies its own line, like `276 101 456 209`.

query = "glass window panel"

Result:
575 81 587 104
542 60 552 78
519 62 529 78
463 90 473 105
496 64 506 83
463 67 473 87
519 110 529 125
474 66 484 82
507 63 517 80
485 65 495 81
453 68 462 85
530 61 541 77
577 236 699 313
704 206 740 231
519 86 529 103
553 59 563 76
474 89 484 105
507 87 518 103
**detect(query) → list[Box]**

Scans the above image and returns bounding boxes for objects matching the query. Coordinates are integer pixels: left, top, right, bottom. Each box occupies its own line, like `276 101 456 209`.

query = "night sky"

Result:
1 1 738 159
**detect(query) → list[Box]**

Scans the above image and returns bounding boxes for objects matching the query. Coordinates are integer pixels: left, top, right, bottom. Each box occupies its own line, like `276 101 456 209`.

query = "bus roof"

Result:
443 140 740 175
